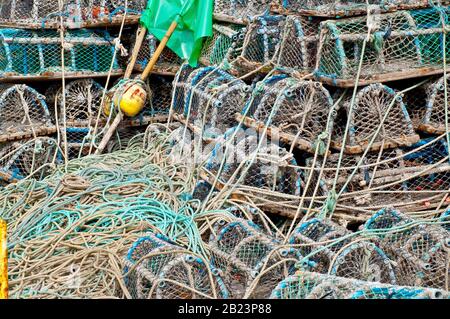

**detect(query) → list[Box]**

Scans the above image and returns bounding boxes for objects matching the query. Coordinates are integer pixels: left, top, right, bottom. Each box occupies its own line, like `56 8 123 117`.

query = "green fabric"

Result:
140 0 213 66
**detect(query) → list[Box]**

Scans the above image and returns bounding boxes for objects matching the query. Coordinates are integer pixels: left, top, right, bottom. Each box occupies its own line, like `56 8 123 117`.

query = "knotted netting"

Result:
276 15 320 75
0 28 122 79
441 209 450 230
203 131 303 201
242 76 334 154
172 65 252 135
209 218 300 298
132 32 183 75
213 0 272 24
0 0 145 28
124 233 228 299
329 240 397 284
46 79 105 159
200 23 246 67
315 7 450 87
272 0 431 17
306 135 450 213
0 84 54 143
289 218 351 273
144 75 173 116
405 74 450 135
232 15 284 74
363 208 450 290
331 84 420 154
0 137 59 182
270 271 449 299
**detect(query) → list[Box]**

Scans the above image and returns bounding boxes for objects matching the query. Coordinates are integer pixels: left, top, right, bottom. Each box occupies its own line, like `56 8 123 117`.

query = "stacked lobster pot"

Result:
208 218 301 298
0 0 179 184
270 271 448 299
124 233 229 299
362 208 450 290
187 0 450 299
289 218 398 285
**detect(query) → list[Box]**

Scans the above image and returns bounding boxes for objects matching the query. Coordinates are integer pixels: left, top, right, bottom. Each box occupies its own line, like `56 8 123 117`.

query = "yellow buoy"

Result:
113 81 147 117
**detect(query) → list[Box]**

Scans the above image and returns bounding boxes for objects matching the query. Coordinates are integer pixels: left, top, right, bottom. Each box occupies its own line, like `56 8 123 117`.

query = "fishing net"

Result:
213 0 272 24
0 137 59 182
0 0 145 28
363 208 450 290
209 218 299 298
200 23 246 67
315 7 450 87
132 32 183 75
0 126 240 298
0 84 55 143
242 76 334 154
405 74 450 135
124 233 228 299
331 84 420 154
0 28 122 79
272 0 431 17
276 15 319 75
270 271 449 299
172 65 252 135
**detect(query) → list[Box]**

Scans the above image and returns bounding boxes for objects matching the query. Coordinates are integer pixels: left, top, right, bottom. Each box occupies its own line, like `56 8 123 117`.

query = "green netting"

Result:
315 7 450 87
0 0 145 28
0 28 122 78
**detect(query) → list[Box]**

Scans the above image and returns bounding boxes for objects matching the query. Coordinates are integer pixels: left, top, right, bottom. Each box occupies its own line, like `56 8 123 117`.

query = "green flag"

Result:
140 0 213 66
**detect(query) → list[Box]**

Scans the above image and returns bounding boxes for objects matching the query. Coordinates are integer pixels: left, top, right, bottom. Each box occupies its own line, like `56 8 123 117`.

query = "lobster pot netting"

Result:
289 218 351 273
244 77 333 153
200 23 246 67
46 79 106 160
0 28 122 79
270 272 449 299
441 209 450 231
51 79 104 125
0 0 145 29
307 136 450 212
172 66 251 135
276 15 319 75
404 75 450 135
232 15 284 74
331 84 420 154
204 132 303 200
209 218 300 299
289 218 397 284
363 208 450 290
124 234 228 299
213 0 272 24
315 7 450 87
0 137 59 182
146 75 173 115
0 84 54 143
132 32 183 75
272 0 431 17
